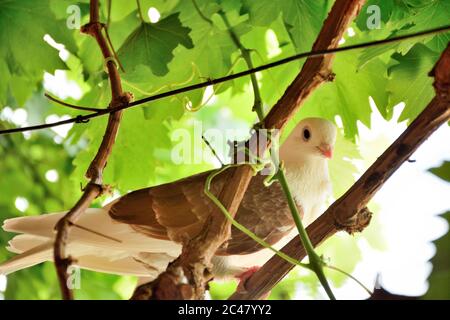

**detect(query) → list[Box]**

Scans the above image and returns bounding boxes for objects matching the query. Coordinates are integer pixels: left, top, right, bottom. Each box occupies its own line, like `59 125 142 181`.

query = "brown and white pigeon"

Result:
0 118 336 281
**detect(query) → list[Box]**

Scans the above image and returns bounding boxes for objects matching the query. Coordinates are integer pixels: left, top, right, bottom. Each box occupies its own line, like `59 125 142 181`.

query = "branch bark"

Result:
229 43 450 300
132 0 365 300
53 0 130 300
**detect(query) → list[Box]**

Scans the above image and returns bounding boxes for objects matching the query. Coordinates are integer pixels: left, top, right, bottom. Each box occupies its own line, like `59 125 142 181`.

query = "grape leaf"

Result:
299 51 389 138
257 16 303 107
317 233 363 287
387 44 439 122
118 0 240 120
176 0 238 80
242 0 330 52
429 161 450 182
208 281 238 300
71 106 171 192
396 0 450 44
424 158 450 299
0 60 11 105
424 211 450 299
329 130 362 198
281 0 331 53
118 13 193 76
0 0 76 106
356 0 450 67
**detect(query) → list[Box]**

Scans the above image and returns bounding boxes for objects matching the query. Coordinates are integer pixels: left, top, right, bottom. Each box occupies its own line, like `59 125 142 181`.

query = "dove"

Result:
0 118 336 283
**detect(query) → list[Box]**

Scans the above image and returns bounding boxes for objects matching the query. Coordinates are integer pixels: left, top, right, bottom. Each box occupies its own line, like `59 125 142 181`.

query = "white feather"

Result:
0 208 181 277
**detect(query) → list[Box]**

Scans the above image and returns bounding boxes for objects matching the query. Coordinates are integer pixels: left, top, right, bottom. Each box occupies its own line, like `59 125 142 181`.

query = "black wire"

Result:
1 25 449 136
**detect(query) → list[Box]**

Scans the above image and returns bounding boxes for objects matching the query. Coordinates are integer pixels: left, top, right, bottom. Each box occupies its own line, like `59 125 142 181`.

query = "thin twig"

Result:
103 27 125 72
1 25 449 136
192 0 213 25
53 0 129 300
275 168 335 299
201 135 224 166
69 221 122 243
219 11 264 121
45 93 103 112
106 0 112 28
325 265 373 296
136 0 145 23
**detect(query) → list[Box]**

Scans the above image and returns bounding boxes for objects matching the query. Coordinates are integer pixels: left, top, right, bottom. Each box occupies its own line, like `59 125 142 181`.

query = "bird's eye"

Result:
303 128 311 141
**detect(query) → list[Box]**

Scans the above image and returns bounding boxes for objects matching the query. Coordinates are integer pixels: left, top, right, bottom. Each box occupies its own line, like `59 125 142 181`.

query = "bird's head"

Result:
280 118 337 162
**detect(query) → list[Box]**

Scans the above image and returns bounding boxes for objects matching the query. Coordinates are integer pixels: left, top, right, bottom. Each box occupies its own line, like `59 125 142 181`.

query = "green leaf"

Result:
424 211 450 299
176 0 237 79
280 0 330 53
387 44 439 122
356 1 450 67
9 75 35 107
0 0 76 106
316 233 362 287
429 161 450 182
134 0 181 21
119 0 241 120
423 160 450 299
71 106 171 192
118 13 193 76
0 60 11 105
299 51 389 138
242 0 330 52
208 280 238 300
269 269 303 299
329 130 361 198
355 0 407 32
395 1 450 44
258 16 303 107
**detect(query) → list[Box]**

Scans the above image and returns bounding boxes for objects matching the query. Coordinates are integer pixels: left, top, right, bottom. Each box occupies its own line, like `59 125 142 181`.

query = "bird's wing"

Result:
106 169 233 244
216 174 300 255
108 169 301 256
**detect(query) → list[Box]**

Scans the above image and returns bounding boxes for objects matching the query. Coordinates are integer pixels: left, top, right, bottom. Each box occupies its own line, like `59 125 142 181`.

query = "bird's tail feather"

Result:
0 208 181 277
2 208 181 253
0 240 53 275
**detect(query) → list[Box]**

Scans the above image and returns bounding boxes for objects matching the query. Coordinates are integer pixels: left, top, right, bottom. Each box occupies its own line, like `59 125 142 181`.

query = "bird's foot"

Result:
236 266 271 299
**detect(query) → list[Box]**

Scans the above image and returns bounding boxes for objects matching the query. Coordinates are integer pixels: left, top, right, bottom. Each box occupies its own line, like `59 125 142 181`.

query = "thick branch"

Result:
229 43 450 300
53 0 129 300
132 0 365 300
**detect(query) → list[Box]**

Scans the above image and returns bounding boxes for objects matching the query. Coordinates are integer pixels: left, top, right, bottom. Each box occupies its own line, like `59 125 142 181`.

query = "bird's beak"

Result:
317 143 333 159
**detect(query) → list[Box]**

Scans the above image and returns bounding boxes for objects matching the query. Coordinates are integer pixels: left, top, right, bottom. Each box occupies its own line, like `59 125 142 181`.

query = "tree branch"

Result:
53 0 130 300
229 43 450 300
131 0 365 300
44 93 103 112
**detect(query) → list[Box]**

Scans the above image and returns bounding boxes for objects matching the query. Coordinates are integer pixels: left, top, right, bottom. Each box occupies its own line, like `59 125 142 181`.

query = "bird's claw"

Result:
236 266 271 299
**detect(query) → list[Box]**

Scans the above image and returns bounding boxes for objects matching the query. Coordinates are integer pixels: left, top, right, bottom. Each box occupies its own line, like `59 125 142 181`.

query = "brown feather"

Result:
108 168 301 255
